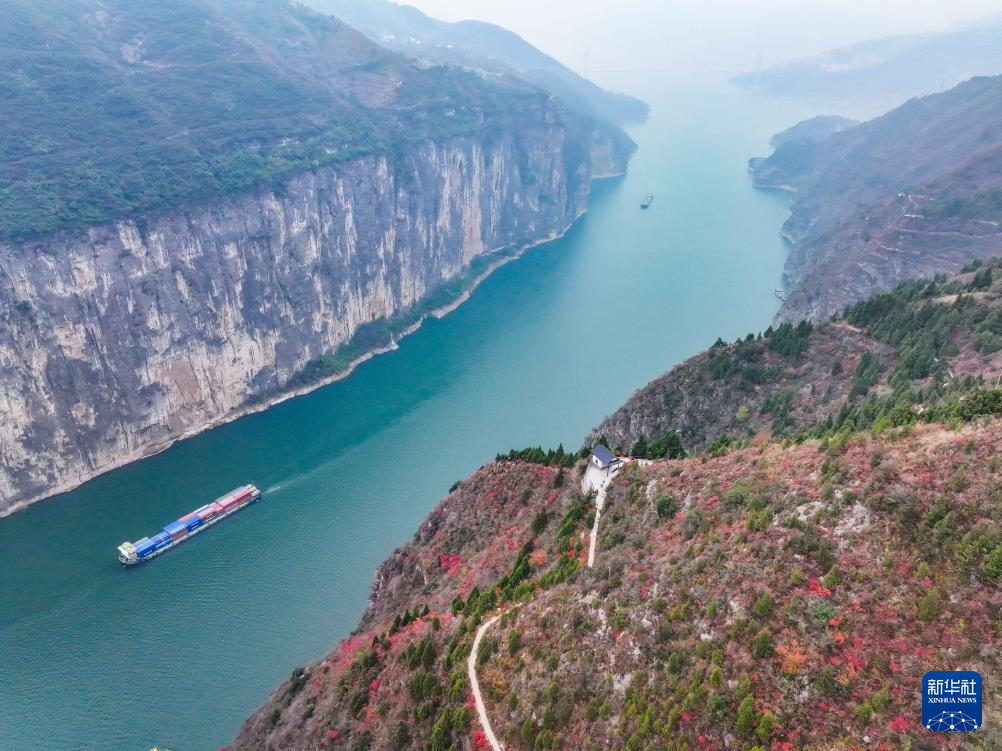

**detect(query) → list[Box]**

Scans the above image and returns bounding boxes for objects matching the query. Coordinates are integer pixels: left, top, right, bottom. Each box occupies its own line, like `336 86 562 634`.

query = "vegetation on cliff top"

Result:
474 422 1002 750
232 423 1002 751
590 257 1002 456
0 0 590 242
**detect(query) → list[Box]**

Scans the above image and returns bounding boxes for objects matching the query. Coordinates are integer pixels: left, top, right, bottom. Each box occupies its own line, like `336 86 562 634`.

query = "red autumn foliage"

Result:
807 579 832 596
887 716 910 733
236 422 1002 751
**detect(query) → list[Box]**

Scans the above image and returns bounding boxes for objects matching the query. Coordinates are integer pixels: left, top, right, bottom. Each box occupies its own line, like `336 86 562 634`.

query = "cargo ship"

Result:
117 485 261 565
641 192 654 209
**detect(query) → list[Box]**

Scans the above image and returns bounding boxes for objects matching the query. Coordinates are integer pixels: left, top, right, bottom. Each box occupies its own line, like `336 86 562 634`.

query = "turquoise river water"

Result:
0 76 816 750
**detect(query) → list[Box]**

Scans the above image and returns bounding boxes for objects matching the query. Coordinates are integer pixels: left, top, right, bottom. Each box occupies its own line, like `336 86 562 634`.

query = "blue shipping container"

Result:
134 537 156 555
164 521 186 536
152 532 172 549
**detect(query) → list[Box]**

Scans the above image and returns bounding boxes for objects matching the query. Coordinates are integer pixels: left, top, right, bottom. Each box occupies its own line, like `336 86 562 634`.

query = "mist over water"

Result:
407 0 1002 78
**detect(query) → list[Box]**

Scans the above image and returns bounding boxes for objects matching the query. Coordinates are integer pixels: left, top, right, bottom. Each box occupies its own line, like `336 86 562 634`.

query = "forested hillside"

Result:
233 265 1002 751
0 0 592 240
303 0 649 126
590 259 1002 456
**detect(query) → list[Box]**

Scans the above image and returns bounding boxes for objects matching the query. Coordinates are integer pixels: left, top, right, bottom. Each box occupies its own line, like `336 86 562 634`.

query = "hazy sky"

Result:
404 0 1002 80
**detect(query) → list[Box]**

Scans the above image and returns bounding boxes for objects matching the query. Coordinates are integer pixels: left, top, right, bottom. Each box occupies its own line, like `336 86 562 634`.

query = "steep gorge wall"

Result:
748 78 1002 324
0 121 629 515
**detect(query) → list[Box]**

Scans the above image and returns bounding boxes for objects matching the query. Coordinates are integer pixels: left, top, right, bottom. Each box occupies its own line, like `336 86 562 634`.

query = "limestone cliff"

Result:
0 121 630 515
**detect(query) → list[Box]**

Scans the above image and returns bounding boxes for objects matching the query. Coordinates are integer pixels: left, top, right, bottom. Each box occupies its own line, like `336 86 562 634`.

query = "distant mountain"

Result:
302 0 649 126
748 75 1002 323
953 11 1002 32
767 115 858 149
734 17 1002 110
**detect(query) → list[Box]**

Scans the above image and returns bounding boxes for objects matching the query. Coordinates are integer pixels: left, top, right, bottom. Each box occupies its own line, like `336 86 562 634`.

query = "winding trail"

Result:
468 613 506 751
469 455 641 746
586 475 613 568
584 461 628 568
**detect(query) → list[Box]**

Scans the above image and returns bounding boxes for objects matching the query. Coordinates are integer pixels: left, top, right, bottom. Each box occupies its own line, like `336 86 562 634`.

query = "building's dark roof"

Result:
592 445 617 464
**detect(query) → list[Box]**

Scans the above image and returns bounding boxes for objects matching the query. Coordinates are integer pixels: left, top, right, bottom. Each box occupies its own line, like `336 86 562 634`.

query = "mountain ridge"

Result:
301 0 649 127
733 15 1002 112
231 261 1002 750
748 75 1002 324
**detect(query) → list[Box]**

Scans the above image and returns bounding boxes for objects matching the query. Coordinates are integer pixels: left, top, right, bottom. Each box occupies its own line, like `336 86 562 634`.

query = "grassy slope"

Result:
233 460 588 750
479 422 1002 750
232 428 1002 751
231 267 1002 751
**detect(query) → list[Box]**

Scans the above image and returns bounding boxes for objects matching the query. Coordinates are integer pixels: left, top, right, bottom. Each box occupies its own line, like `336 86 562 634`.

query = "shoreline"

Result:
750 181 797 195
0 196 606 519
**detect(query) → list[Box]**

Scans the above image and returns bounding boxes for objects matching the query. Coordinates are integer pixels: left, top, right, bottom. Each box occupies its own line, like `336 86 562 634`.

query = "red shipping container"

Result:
199 502 222 518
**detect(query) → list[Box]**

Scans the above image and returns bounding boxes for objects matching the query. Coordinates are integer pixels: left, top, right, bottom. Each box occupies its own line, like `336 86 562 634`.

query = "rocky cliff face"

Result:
749 76 1002 324
0 120 629 516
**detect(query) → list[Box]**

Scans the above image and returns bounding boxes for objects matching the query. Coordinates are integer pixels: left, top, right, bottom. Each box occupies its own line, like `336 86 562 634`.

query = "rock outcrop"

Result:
0 121 630 515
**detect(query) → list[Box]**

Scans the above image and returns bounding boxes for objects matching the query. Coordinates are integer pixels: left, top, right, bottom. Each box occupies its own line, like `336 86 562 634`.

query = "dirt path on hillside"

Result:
469 613 505 751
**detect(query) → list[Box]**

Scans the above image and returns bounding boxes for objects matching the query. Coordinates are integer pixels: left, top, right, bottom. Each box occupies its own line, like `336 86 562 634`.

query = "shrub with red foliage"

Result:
887 716 910 733
808 578 832 596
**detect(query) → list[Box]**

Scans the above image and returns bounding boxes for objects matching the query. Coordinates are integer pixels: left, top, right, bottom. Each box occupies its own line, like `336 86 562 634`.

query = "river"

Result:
0 75 815 750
